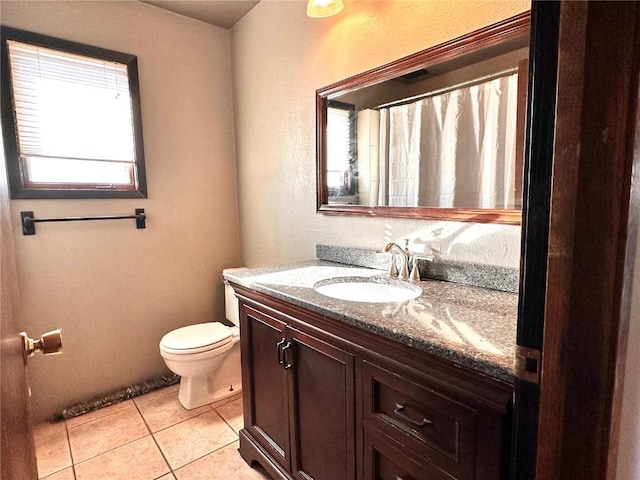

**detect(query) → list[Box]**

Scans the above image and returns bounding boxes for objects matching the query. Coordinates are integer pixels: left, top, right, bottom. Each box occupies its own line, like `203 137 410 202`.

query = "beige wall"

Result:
1 1 240 421
231 0 530 269
1 0 530 421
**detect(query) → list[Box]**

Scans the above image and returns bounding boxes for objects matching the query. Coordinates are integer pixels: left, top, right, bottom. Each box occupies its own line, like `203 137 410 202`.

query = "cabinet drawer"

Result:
364 427 453 480
363 360 477 479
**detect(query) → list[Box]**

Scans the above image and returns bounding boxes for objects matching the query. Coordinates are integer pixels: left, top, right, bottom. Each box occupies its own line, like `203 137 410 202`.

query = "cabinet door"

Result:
241 305 290 470
286 326 356 480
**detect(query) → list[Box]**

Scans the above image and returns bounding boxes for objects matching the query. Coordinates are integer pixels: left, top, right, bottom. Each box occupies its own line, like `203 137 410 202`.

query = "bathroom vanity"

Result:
225 260 517 480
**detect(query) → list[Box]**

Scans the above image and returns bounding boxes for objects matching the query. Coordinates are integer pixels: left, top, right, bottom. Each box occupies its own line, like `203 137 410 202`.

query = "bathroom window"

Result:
0 27 147 199
326 100 357 200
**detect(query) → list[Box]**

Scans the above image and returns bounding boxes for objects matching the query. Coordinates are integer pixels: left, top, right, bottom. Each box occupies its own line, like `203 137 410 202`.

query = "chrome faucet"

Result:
383 242 410 280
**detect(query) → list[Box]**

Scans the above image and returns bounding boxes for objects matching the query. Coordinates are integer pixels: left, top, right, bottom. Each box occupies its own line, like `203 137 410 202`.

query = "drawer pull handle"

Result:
281 341 292 369
393 403 432 427
276 338 286 365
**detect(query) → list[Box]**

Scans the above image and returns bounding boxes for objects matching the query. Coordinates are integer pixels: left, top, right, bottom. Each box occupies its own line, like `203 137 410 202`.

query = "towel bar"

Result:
20 209 146 235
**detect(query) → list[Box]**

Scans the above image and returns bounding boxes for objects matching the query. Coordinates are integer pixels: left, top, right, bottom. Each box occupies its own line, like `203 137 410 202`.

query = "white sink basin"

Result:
313 277 422 303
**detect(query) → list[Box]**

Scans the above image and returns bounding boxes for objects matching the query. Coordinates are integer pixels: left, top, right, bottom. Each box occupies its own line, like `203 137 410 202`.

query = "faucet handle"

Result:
409 255 434 282
403 238 410 252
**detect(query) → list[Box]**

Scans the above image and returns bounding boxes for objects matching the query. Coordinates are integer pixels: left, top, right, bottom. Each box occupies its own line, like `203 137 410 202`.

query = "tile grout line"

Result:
64 384 180 429
65 402 137 430
149 406 235 474
132 399 175 477
36 424 74 480
211 407 238 435
71 433 153 470
132 385 180 408
216 406 243 435
64 422 78 480
147 401 240 475
68 404 156 469
144 402 214 435
171 437 240 475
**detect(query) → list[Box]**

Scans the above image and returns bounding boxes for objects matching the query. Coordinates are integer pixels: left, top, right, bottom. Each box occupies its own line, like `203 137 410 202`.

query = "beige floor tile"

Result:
154 410 238 470
34 421 67 441
41 467 75 480
74 436 169 480
208 391 242 410
137 390 210 433
65 400 135 429
215 398 243 433
35 430 72 478
68 407 149 463
157 474 176 480
133 384 180 406
174 442 269 480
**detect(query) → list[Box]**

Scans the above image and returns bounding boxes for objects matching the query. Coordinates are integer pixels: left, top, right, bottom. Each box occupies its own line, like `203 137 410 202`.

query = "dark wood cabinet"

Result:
234 285 513 480
239 302 355 480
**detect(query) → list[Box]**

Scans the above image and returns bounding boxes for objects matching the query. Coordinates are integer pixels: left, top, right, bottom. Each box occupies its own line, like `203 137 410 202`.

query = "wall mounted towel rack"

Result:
21 209 146 235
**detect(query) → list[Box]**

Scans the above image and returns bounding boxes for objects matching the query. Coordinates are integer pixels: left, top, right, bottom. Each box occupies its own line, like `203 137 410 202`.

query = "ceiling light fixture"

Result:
306 0 344 18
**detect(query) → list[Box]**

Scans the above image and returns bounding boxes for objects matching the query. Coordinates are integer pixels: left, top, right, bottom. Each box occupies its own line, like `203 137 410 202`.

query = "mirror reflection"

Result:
317 14 530 223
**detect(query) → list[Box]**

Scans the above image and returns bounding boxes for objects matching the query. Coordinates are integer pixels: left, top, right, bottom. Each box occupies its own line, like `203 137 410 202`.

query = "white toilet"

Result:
159 268 244 410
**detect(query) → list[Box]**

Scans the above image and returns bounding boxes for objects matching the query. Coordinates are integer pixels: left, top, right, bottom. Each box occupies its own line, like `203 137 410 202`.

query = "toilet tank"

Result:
223 268 247 326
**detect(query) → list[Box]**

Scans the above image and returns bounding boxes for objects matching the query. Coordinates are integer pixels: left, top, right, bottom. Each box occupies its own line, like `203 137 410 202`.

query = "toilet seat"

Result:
160 323 232 355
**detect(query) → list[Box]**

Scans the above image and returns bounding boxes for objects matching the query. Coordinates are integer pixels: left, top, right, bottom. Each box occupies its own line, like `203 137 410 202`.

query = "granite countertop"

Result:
224 260 518 383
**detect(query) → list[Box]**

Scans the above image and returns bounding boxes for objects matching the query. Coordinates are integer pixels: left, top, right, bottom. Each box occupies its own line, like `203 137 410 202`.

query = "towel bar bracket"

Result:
134 209 146 229
21 209 146 235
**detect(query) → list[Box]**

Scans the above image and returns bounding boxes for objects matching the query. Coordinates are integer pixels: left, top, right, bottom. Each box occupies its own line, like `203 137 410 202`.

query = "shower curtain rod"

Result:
375 67 519 110
20 208 146 235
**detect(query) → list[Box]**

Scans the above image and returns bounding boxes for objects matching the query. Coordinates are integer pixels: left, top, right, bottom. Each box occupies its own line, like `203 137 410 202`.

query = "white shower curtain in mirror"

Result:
376 74 518 208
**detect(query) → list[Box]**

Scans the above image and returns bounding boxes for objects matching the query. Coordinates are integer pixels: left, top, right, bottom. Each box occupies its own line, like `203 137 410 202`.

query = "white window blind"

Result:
7 40 137 187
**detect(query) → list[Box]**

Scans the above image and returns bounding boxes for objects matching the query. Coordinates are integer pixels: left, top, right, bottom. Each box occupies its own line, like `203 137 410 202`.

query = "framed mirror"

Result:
316 12 530 224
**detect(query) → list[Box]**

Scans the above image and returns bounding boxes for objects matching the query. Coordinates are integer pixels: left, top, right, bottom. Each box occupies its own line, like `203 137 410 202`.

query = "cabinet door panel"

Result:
288 327 355 480
241 305 290 468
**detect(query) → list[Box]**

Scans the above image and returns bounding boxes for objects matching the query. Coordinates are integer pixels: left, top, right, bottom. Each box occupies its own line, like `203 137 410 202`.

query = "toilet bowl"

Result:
159 268 245 410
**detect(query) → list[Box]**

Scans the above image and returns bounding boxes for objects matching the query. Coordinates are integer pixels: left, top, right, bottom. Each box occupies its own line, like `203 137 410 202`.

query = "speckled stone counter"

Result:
224 260 518 383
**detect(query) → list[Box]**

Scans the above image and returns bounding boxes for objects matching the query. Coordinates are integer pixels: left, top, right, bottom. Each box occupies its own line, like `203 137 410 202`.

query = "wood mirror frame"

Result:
316 12 530 225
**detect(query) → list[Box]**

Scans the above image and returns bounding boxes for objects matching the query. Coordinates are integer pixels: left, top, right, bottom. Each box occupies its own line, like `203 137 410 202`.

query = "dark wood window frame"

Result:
0 26 147 199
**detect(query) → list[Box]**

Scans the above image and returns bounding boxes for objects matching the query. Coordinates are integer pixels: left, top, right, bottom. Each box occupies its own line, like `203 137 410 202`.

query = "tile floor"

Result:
33 384 269 480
